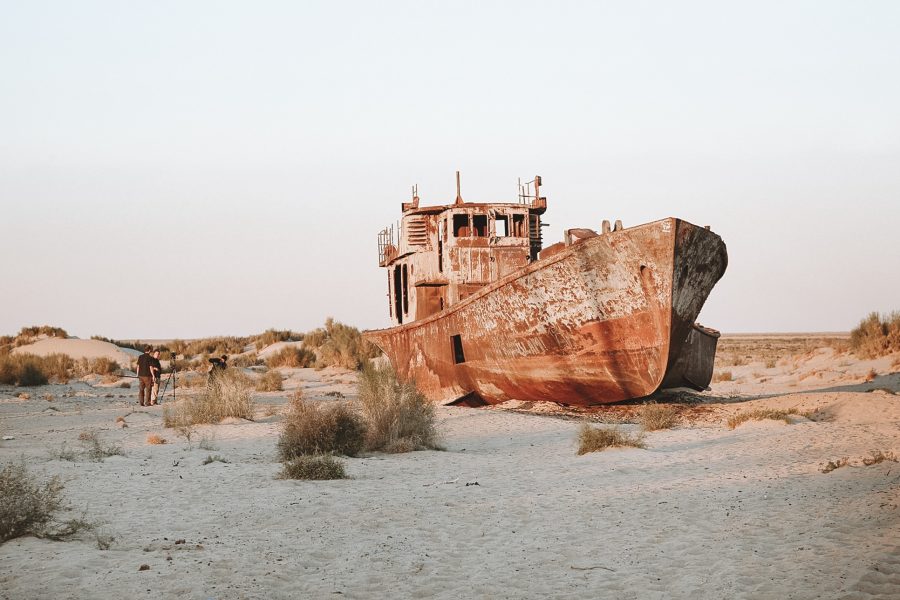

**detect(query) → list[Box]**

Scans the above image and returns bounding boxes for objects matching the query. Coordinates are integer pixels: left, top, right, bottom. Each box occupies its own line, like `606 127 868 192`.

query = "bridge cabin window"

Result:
472 214 488 237
495 215 508 237
512 214 526 237
453 214 469 237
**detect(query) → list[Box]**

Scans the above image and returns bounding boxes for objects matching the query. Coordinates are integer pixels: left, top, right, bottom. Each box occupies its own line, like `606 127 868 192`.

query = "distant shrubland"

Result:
850 312 900 358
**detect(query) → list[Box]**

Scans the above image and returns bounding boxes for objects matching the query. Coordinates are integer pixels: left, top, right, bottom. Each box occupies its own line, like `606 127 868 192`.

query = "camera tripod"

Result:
155 355 177 404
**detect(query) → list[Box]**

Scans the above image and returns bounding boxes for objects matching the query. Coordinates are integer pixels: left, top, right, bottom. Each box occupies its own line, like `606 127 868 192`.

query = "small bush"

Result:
0 460 65 543
277 393 366 459
639 402 678 431
862 450 897 466
146 434 167 445
163 369 254 427
576 425 646 454
713 371 733 383
357 363 440 453
202 455 229 465
821 457 849 473
230 353 261 368
48 443 79 462
0 354 50 386
850 311 900 358
314 318 382 370
278 455 347 480
266 346 315 369
727 409 798 430
256 370 283 392
765 358 777 369
253 329 303 351
84 437 123 461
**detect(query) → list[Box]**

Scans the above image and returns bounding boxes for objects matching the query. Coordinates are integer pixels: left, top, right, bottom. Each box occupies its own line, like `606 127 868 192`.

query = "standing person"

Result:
149 349 162 406
136 346 154 407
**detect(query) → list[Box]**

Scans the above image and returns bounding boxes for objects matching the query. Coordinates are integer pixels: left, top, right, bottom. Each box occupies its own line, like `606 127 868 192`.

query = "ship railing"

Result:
377 222 399 265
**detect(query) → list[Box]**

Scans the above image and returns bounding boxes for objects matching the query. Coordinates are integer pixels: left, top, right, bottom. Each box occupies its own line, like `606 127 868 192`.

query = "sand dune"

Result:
11 338 140 367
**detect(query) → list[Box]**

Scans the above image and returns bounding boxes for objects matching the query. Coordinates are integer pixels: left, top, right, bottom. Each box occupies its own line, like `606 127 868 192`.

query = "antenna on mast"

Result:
454 171 464 205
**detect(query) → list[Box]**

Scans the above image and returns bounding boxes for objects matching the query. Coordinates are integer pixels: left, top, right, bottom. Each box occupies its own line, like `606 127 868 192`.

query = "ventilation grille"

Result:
406 217 428 246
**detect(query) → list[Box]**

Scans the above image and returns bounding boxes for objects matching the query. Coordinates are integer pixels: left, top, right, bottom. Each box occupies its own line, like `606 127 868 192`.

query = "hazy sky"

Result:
1 1 898 339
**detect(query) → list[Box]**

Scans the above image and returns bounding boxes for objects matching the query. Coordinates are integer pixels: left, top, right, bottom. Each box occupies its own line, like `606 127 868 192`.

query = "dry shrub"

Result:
862 450 897 466
163 369 253 427
266 346 315 369
821 457 849 473
83 436 123 461
314 318 382 370
230 353 261 368
729 354 747 367
727 409 798 430
253 329 303 351
0 460 64 542
146 434 167 445
256 370 284 392
639 402 678 431
278 455 347 480
357 363 440 453
0 353 49 386
865 368 878 382
278 392 366 459
72 357 121 377
78 430 97 442
713 370 733 383
202 455 229 465
577 425 646 455
850 311 900 358
765 358 777 369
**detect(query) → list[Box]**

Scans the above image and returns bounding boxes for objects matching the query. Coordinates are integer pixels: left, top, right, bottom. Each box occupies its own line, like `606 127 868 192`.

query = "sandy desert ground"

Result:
1 335 899 599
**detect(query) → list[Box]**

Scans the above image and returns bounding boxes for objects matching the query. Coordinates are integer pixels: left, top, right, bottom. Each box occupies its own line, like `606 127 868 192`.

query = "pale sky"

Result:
1 1 898 339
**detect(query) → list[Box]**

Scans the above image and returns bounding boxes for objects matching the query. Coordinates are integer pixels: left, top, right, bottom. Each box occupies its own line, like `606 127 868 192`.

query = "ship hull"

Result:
364 218 727 406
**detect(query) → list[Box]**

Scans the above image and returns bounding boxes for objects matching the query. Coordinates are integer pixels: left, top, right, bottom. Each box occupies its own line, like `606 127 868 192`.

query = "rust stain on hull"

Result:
365 176 727 406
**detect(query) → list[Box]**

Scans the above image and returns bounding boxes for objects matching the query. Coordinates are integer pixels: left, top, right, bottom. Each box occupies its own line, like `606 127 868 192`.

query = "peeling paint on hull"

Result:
365 218 727 406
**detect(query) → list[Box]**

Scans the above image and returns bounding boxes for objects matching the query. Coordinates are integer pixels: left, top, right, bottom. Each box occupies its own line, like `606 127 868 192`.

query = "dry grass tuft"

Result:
862 450 897 466
865 368 878 382
83 436 123 461
357 363 440 453
202 454 229 465
576 424 646 455
266 346 315 369
638 402 678 431
163 369 254 427
146 434 167 445
0 459 65 542
765 358 777 369
821 457 849 473
78 430 97 442
713 370 733 383
278 454 347 480
277 393 366 459
0 353 49 386
727 409 799 430
255 370 283 392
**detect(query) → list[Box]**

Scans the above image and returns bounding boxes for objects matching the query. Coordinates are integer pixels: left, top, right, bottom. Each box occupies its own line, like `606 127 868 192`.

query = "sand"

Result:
1 341 899 599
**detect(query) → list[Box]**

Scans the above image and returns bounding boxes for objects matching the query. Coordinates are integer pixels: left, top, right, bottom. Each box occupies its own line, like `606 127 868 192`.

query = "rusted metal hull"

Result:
365 218 727 406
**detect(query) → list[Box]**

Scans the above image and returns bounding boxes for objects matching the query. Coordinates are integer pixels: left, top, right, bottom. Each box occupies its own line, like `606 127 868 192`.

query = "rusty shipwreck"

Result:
363 174 727 406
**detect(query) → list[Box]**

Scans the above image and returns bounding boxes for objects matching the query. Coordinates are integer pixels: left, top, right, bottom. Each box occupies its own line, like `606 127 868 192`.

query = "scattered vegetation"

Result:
277 392 366 459
727 409 799 430
850 311 900 358
266 346 315 369
0 352 121 386
202 455 229 465
256 370 283 392
83 436 123 461
638 402 679 431
357 363 440 453
253 329 304 350
163 369 254 427
865 368 878 382
765 358 777 369
576 424 646 455
278 455 347 480
0 460 64 543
